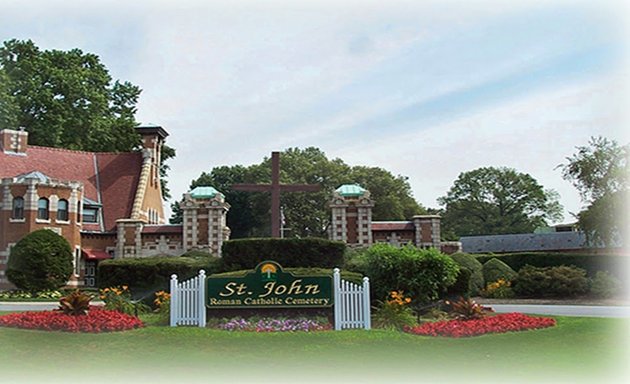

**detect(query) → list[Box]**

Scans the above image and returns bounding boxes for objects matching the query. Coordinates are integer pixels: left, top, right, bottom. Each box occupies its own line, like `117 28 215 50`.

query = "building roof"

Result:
460 232 588 254
336 184 366 197
190 186 222 199
372 221 415 231
0 145 143 232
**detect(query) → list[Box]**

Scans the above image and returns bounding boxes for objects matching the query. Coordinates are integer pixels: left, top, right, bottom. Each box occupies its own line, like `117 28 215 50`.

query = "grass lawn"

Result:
0 313 628 384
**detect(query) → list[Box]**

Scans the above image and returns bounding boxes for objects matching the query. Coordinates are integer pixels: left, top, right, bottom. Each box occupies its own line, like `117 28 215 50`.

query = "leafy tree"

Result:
0 39 174 198
438 167 563 237
6 229 73 292
172 147 425 238
560 136 629 247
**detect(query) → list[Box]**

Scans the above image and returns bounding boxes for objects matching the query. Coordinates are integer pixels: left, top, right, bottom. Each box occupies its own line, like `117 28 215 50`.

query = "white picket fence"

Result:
170 270 206 327
169 268 371 330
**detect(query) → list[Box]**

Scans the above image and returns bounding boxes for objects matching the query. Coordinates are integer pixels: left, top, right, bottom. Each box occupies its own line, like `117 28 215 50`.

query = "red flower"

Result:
405 313 556 338
0 307 143 333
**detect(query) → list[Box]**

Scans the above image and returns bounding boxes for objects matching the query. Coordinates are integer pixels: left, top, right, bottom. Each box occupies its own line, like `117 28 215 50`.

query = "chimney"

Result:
0 128 28 155
135 125 169 187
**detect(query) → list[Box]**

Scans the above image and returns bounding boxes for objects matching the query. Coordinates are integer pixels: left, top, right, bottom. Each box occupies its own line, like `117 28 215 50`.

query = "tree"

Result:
560 136 629 247
6 229 73 292
438 167 563 237
171 147 425 238
0 39 174 198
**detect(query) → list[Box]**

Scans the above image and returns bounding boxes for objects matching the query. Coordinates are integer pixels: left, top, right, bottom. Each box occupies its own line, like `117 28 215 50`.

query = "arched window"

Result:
12 197 24 219
57 199 69 221
37 198 49 220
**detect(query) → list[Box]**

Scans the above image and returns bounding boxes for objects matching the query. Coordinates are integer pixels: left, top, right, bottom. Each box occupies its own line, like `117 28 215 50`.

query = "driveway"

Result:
488 304 630 318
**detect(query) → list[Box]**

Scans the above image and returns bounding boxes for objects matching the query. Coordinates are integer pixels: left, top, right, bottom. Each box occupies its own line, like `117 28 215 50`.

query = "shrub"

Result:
445 267 471 298
372 291 417 330
58 290 93 316
97 256 223 293
590 271 621 298
445 297 493 320
474 253 628 280
6 229 73 292
448 253 484 295
513 265 590 298
221 238 346 270
481 279 515 299
351 244 458 305
482 258 517 285
99 286 150 315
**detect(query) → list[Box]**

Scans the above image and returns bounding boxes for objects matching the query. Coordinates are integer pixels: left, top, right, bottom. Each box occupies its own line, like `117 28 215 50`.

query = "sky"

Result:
2 0 629 224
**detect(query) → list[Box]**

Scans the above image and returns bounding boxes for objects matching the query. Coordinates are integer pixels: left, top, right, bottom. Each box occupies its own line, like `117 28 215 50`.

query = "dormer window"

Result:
12 197 24 219
81 198 101 224
37 198 49 220
82 207 98 223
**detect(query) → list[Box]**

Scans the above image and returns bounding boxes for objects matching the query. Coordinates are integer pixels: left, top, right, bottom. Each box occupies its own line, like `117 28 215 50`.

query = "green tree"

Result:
6 229 73 292
0 39 174 198
560 136 629 247
438 167 563 237
172 147 425 238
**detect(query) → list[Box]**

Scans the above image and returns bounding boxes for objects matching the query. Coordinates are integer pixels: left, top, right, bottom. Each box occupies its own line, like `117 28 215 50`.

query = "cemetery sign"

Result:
206 261 333 308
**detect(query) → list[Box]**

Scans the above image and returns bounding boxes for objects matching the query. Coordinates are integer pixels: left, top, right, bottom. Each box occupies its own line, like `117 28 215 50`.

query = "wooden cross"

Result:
232 151 321 238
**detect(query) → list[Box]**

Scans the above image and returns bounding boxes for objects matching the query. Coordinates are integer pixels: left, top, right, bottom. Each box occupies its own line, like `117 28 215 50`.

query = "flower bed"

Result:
0 307 144 333
405 313 556 338
215 317 331 332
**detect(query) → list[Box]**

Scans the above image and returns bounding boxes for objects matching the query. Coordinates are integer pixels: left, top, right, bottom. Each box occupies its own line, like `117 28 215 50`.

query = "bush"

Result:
482 258 517 285
372 291 417 330
474 253 628 280
211 267 364 286
221 238 346 270
590 271 621 298
351 244 458 305
7 229 73 292
513 265 590 298
97 256 223 295
445 268 471 298
481 279 515 299
448 253 484 295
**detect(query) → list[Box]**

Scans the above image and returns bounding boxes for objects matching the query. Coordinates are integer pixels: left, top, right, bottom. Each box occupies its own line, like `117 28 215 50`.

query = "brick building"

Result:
0 126 230 289
329 184 460 253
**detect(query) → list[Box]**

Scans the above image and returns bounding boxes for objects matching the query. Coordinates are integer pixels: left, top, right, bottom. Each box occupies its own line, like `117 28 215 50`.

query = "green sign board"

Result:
206 261 333 308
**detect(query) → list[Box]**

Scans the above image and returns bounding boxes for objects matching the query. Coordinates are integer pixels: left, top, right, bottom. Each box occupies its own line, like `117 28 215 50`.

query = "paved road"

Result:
489 304 630 318
0 302 104 312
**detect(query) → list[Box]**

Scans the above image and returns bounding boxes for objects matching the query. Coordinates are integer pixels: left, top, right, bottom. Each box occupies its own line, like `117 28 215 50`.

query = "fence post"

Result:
333 268 341 331
170 274 178 327
197 270 206 328
362 276 371 330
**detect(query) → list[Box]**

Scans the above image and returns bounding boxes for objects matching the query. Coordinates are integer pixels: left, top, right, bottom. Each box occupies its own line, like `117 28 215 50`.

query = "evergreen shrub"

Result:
97 256 223 294
448 253 484 295
221 238 346 270
350 244 458 305
7 229 73 292
482 258 517 285
445 268 471 298
513 265 589 297
590 271 621 298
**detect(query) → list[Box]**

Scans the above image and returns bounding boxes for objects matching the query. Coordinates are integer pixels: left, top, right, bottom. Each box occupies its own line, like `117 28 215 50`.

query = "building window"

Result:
12 197 24 219
57 199 69 221
38 198 49 220
82 207 98 223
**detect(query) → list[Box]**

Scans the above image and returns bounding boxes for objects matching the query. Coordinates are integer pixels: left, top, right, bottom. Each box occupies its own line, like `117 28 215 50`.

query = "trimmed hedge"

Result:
211 268 364 286
513 265 590 298
482 258 517 285
474 252 629 278
445 267 472 298
7 229 73 292
221 238 346 270
97 256 223 295
448 253 484 295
